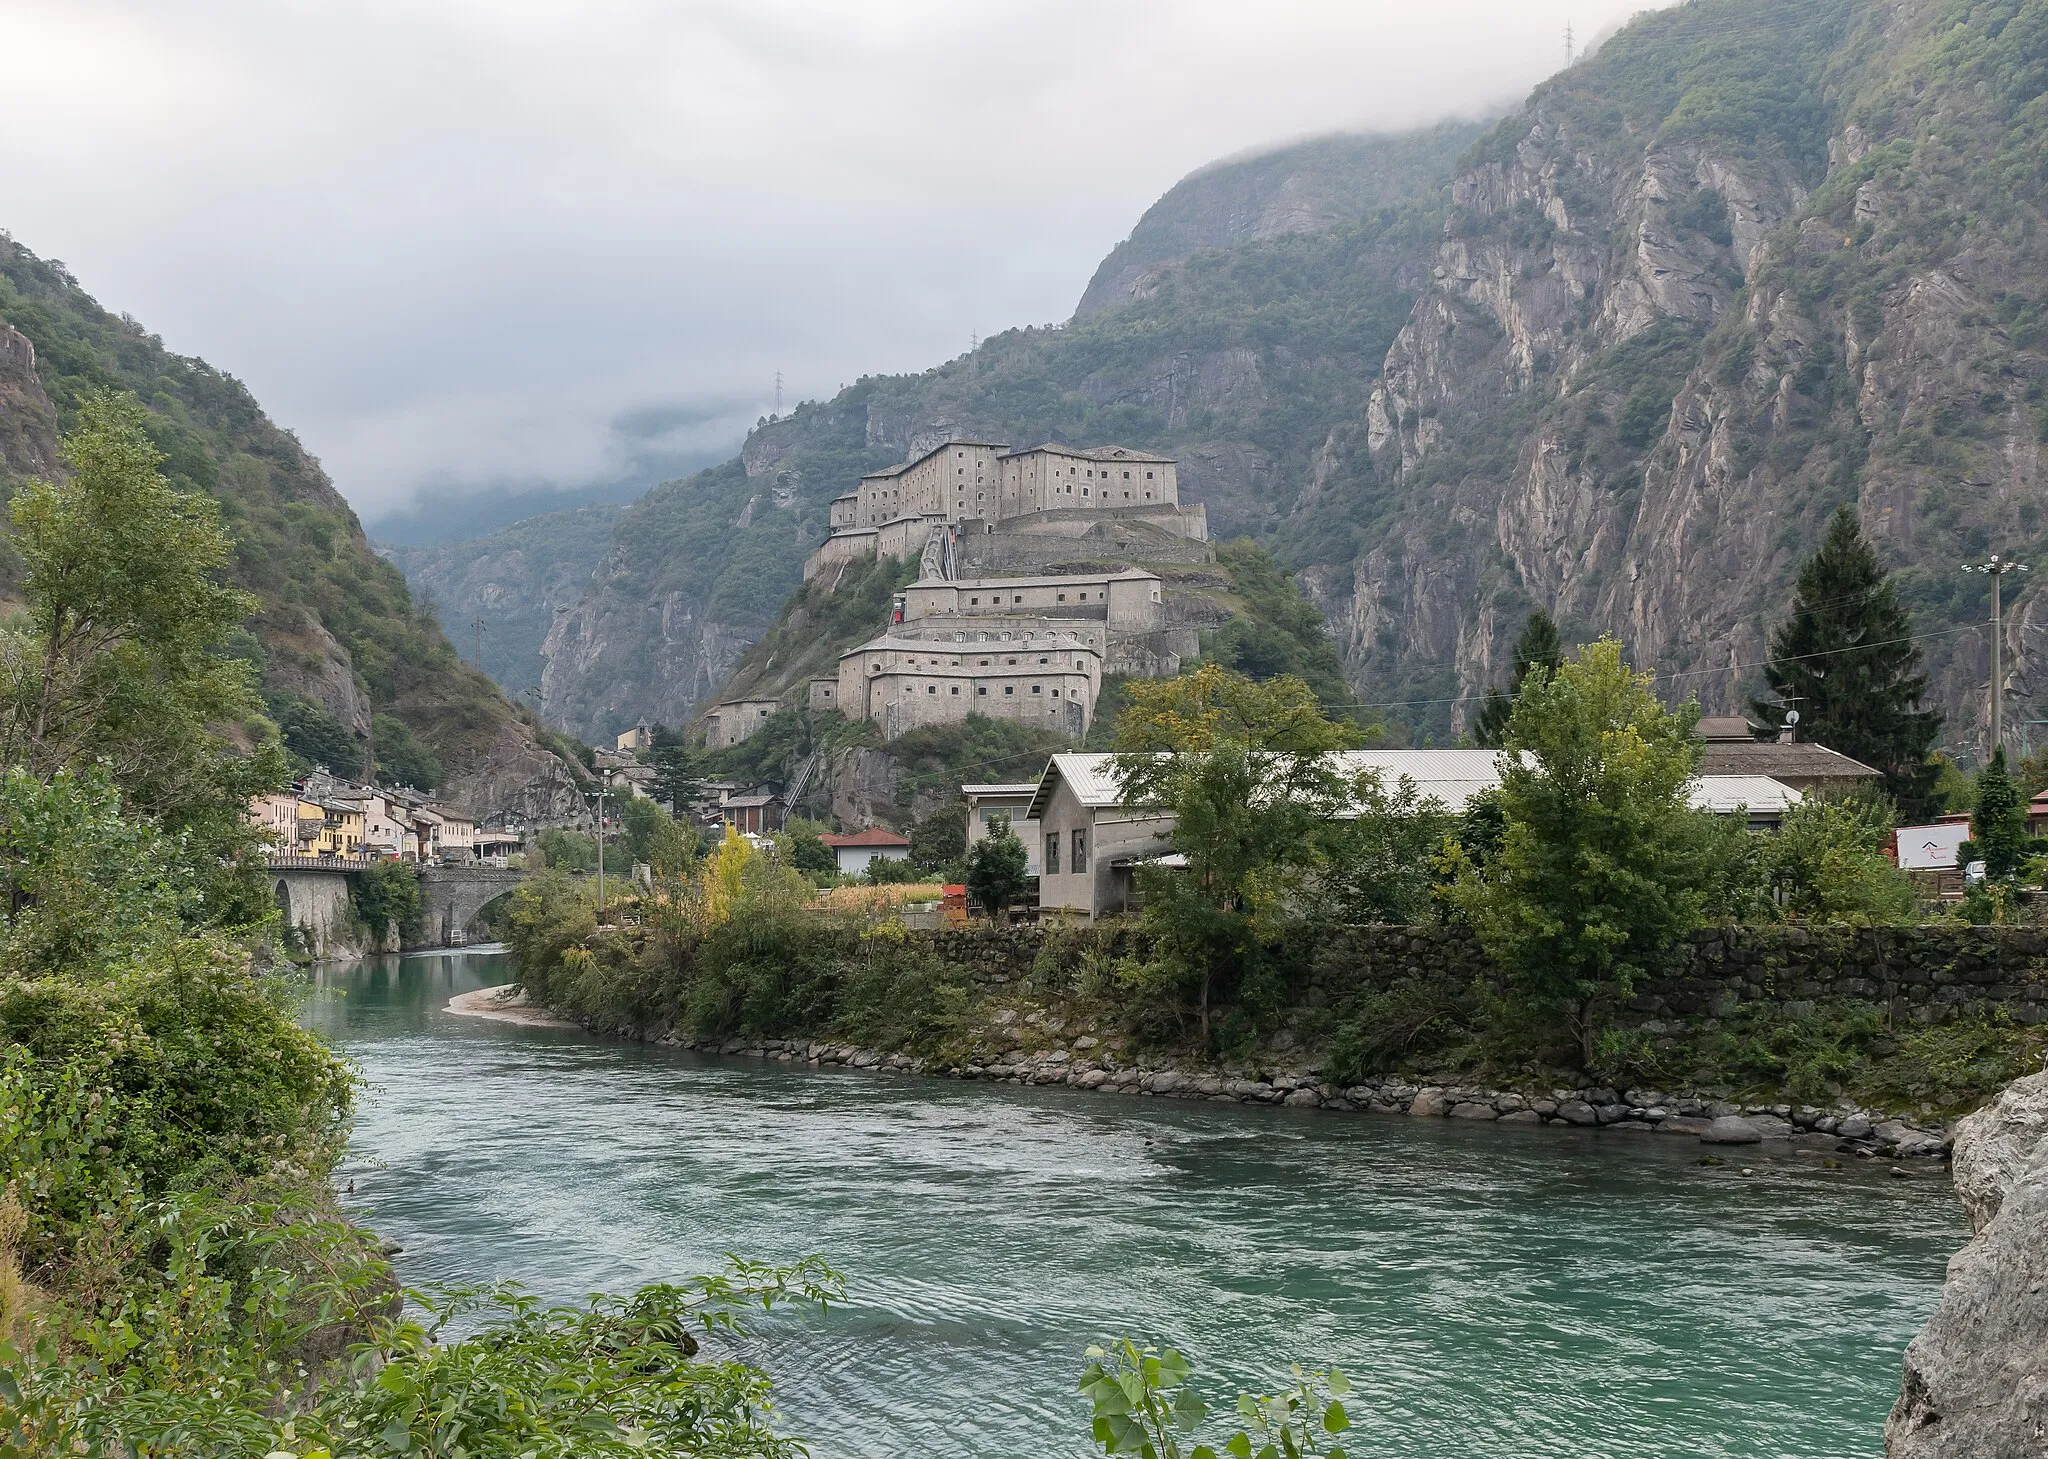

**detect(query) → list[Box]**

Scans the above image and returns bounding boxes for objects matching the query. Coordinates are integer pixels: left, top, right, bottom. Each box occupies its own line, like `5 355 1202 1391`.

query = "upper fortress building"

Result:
806 438 1205 582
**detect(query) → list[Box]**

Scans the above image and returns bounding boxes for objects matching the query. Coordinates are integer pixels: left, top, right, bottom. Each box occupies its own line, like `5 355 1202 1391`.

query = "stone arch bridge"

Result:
267 858 530 957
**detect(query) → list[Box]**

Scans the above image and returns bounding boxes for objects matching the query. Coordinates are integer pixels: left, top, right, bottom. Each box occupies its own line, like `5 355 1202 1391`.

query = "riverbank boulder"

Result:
1886 1071 2048 1457
1701 1116 1762 1145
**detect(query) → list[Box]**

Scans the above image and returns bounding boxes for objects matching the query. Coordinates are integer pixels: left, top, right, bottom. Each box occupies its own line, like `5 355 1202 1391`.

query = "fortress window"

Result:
1146 471 1154 479
1039 656 1048 664
1004 686 1014 696
1123 471 1131 479
1032 684 1042 694
927 685 937 695
1058 593 1067 602
977 686 987 695
951 686 960 695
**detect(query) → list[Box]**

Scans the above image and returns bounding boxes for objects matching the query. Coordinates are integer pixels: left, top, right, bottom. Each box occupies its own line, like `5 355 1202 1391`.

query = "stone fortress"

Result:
707 436 1212 747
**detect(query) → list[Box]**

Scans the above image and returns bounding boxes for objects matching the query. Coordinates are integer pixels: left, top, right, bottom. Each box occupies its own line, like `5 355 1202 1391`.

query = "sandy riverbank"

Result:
445 982 581 1028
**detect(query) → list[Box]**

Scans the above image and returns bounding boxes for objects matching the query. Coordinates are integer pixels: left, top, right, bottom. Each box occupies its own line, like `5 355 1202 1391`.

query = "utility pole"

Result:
1964 553 2029 753
471 616 486 669
1564 20 1574 66
591 787 609 922
774 370 783 414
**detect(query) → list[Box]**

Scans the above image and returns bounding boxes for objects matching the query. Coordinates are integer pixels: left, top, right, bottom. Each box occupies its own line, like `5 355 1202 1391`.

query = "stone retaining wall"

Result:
926 922 2048 1026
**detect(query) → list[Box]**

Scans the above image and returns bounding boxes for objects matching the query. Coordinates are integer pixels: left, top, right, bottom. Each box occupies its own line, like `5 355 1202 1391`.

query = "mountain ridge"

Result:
0 235 585 821
404 0 2048 760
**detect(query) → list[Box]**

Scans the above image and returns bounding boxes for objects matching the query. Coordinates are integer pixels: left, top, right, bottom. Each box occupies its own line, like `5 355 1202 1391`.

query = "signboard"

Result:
1896 822 1971 870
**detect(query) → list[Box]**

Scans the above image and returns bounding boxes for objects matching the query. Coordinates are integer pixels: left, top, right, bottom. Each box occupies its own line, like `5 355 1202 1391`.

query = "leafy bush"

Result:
864 855 921 886
350 860 420 943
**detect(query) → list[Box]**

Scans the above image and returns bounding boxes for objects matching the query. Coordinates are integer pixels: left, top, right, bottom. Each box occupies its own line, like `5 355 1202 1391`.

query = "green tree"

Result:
266 691 359 772
372 711 445 789
1453 637 1713 1066
909 802 969 875
535 826 598 872
784 827 838 878
1307 768 1454 924
1767 791 1917 923
965 816 1030 917
0 390 284 926
1115 666 1355 1041
1752 506 1941 817
1472 608 1564 749
647 725 708 812
1963 746 2031 881
864 855 921 885
616 795 698 876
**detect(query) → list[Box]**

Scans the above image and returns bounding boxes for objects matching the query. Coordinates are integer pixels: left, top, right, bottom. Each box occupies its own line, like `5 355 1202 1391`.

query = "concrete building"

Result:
853 440 1007 526
1027 754 1176 921
962 782 1042 876
836 632 1100 739
703 699 782 749
820 827 912 876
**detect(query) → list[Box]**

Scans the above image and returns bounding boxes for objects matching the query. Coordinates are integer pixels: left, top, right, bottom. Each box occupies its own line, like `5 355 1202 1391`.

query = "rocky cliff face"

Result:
386 502 623 698
1301 0 2048 741
1887 1069 2048 1457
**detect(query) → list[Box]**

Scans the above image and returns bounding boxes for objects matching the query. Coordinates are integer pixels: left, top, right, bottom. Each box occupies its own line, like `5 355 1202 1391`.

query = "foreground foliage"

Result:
1080 1340 1354 1459
0 775 840 1457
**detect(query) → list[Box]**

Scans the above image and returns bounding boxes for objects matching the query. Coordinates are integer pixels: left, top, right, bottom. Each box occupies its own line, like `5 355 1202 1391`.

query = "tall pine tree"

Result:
1473 609 1564 749
1752 506 1941 817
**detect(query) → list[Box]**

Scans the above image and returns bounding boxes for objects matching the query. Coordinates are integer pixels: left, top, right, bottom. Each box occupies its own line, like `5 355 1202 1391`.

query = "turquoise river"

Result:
304 948 1968 1459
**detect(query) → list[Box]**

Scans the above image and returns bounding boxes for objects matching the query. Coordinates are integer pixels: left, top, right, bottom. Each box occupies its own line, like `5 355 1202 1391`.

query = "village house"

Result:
1693 715 1880 792
819 827 912 876
718 791 785 836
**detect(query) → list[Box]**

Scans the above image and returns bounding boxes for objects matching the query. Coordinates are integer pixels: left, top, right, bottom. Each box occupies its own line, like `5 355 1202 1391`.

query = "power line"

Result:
1311 621 1987 718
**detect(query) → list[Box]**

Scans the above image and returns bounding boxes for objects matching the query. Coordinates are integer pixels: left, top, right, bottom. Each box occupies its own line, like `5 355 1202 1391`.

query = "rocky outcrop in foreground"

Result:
1887 1071 2048 1457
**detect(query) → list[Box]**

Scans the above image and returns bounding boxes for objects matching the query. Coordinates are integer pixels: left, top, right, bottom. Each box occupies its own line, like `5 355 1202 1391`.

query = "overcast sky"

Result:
0 0 1663 525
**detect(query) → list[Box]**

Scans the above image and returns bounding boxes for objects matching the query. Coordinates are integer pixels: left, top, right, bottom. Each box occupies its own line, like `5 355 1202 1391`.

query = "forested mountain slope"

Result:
0 236 583 819
421 0 2048 752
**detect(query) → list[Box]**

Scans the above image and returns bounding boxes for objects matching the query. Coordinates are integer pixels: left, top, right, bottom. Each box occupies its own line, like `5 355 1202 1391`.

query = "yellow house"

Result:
303 798 365 857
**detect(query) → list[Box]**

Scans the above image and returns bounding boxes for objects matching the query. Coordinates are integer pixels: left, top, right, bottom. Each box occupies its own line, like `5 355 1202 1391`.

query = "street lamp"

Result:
1964 554 2029 753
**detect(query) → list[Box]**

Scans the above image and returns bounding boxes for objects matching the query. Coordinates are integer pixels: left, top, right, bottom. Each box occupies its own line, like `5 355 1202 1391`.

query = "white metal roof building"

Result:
1023 750 1808 920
